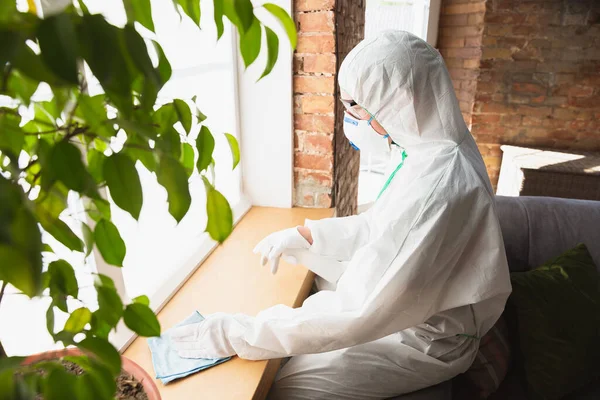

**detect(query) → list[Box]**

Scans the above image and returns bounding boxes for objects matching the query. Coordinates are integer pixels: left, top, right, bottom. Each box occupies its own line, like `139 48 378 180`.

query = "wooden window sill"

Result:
123 206 333 400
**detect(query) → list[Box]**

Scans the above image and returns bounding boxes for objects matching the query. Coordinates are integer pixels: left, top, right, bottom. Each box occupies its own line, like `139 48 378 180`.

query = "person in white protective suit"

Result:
171 30 512 399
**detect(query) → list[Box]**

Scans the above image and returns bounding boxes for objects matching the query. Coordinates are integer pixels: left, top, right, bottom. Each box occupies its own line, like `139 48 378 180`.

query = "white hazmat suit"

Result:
171 30 512 399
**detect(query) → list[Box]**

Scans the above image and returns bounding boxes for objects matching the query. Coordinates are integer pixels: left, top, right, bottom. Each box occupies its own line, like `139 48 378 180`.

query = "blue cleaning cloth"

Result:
148 311 231 384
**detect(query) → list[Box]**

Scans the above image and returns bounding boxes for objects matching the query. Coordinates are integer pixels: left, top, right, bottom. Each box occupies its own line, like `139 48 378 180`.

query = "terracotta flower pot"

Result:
23 347 161 400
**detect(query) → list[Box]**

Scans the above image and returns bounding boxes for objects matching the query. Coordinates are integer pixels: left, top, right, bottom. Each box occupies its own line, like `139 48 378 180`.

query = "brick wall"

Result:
437 0 487 128
439 0 600 187
293 0 336 207
472 0 600 186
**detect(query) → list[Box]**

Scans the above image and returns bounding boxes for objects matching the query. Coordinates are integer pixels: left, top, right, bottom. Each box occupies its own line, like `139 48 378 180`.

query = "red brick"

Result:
480 102 514 114
530 95 546 104
549 130 573 140
295 170 333 187
516 105 552 117
298 11 334 32
449 68 479 80
296 33 335 53
438 37 465 48
444 2 486 15
444 58 466 69
463 58 480 69
485 13 527 24
300 132 333 153
296 0 334 12
295 152 332 171
300 192 315 207
440 14 468 26
303 54 336 73
294 114 335 133
568 86 594 97
300 95 334 114
440 26 483 37
482 48 513 60
294 75 335 94
467 13 485 25
543 96 567 106
317 192 332 208
512 83 546 95
465 36 482 47
485 24 512 36
294 55 303 73
501 114 522 127
472 114 500 124
507 94 530 104
482 36 497 47
522 116 543 127
442 47 482 58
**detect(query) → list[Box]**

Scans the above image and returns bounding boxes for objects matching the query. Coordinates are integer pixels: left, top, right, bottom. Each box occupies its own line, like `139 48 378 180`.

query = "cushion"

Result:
385 379 452 400
461 317 511 399
509 243 600 400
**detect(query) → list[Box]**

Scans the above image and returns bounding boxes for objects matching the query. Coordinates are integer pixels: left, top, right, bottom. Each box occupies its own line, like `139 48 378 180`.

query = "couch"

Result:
391 196 600 400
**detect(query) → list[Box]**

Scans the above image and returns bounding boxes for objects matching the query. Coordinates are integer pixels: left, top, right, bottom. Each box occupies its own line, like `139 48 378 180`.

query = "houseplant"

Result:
0 0 296 398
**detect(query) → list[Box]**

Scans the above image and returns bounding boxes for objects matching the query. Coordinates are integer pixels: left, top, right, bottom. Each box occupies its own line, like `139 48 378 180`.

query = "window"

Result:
0 0 254 354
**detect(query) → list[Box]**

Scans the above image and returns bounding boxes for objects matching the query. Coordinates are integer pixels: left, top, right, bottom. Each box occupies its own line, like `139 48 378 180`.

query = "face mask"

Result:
343 112 390 154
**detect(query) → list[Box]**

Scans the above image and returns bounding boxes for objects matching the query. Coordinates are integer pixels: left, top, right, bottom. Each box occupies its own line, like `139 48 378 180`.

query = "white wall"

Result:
237 0 294 208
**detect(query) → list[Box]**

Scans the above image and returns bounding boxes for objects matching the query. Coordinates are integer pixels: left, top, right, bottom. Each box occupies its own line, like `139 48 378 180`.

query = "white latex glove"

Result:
253 227 310 274
170 317 236 359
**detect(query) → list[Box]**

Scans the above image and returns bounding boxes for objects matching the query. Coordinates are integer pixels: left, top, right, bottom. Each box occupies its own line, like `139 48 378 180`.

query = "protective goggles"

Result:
340 98 371 120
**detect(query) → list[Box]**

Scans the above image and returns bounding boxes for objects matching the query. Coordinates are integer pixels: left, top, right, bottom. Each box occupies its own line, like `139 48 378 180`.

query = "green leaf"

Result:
48 260 79 312
115 118 157 139
6 70 39 105
36 187 68 220
124 0 154 32
36 205 84 252
178 0 201 26
78 337 122 376
132 295 150 306
46 304 55 336
153 40 172 86
0 29 21 66
157 127 181 159
240 17 261 68
123 303 161 337
124 135 157 172
103 153 143 220
0 178 43 296
37 13 79 84
260 26 279 80
224 133 240 170
156 156 191 223
77 95 115 138
87 148 106 184
94 273 116 289
81 222 94 257
180 142 195 178
153 103 177 130
124 24 161 112
263 3 297 49
78 15 134 117
0 112 24 158
85 198 111 223
44 366 78 400
232 0 254 33
12 41 67 86
0 245 37 297
89 312 112 340
42 243 54 253
75 361 115 400
222 0 252 34
173 99 192 134
213 0 225 39
94 219 126 266
95 286 123 328
64 307 92 333
44 141 98 198
0 356 25 372
203 178 233 243
195 126 215 172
